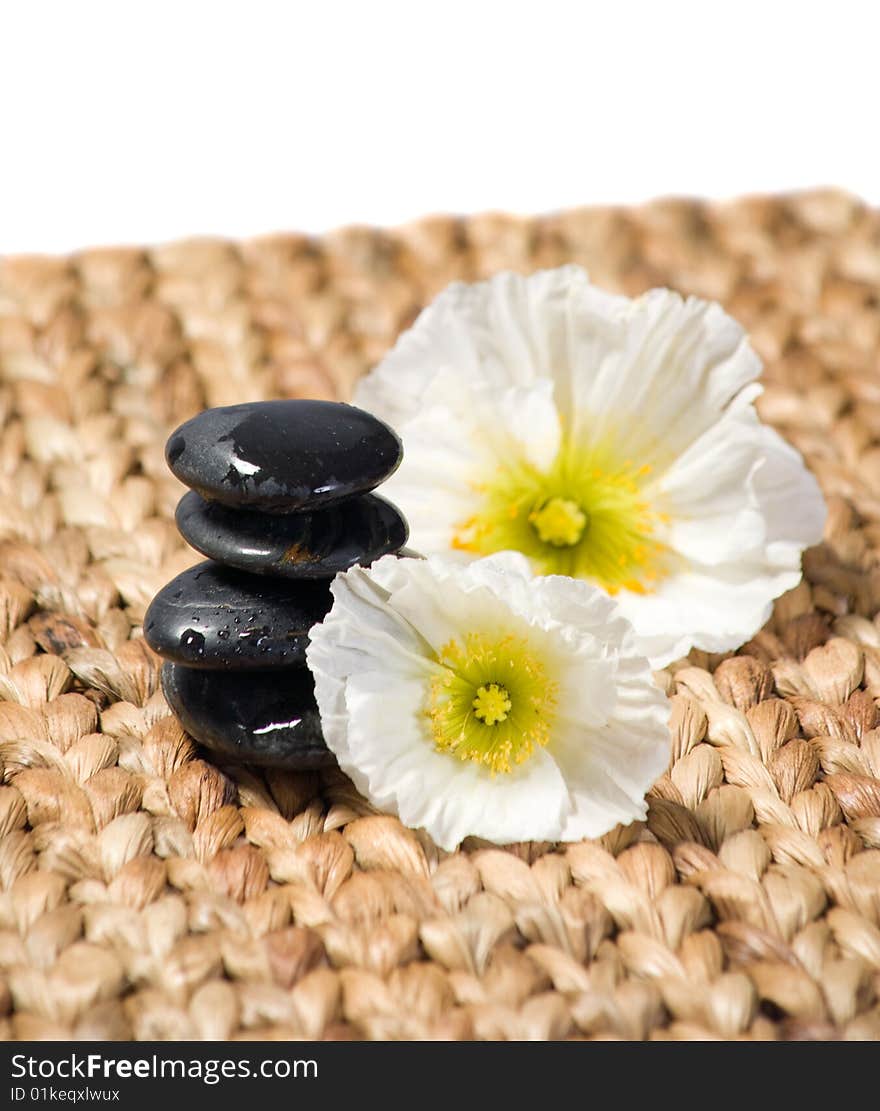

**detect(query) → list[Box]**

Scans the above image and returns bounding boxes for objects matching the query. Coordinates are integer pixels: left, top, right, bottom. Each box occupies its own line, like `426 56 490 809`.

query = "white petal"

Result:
376 405 485 558
393 277 763 488
614 559 803 668
750 425 827 551
554 715 667 839
305 566 434 765
656 407 825 567
573 290 762 466
617 411 827 665
553 654 671 838
493 379 562 471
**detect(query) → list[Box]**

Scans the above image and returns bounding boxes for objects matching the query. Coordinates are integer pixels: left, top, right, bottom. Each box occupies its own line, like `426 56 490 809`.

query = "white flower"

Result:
306 552 670 850
353 266 827 667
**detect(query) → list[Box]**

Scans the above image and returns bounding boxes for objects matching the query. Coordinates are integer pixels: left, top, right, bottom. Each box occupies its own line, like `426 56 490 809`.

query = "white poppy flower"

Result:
306 552 670 850
353 266 827 667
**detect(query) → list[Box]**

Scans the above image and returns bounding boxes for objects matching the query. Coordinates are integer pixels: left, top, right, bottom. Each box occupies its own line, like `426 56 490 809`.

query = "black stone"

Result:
143 560 331 669
165 399 402 513
175 489 409 579
161 662 332 769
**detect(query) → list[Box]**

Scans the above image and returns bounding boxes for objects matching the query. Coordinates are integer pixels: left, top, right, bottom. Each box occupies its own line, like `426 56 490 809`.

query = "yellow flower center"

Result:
529 497 588 547
426 633 557 774
472 682 512 725
452 435 670 593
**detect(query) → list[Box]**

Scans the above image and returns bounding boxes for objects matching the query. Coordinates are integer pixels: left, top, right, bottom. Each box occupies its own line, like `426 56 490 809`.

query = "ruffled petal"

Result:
613 558 804 668
552 652 671 838
617 410 827 664
572 290 762 467
655 406 826 568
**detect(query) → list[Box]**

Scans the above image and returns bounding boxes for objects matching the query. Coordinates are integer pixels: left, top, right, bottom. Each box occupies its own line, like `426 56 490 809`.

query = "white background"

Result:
1 0 878 253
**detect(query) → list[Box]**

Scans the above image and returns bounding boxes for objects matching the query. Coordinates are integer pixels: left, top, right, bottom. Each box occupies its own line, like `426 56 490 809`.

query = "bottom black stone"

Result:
161 662 333 769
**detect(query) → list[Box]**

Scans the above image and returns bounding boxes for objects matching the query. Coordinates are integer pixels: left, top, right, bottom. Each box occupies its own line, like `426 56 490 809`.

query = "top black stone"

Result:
165 400 403 513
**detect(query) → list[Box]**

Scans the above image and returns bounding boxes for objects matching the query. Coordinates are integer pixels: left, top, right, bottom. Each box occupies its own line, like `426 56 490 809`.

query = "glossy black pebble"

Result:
143 560 331 668
161 663 333 769
166 399 402 513
176 489 409 579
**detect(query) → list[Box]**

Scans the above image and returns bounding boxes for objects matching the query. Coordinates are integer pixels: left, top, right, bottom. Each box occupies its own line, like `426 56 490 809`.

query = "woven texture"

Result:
1 190 879 1041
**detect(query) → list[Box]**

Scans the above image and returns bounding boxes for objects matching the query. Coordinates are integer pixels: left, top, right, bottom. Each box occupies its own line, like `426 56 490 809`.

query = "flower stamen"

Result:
529 496 588 547
472 682 512 725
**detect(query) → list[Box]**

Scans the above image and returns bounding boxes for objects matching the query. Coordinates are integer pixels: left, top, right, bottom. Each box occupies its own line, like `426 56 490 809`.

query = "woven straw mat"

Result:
1 189 880 1042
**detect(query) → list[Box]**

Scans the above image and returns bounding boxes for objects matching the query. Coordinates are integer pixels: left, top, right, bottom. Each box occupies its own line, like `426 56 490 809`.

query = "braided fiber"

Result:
1 190 879 1040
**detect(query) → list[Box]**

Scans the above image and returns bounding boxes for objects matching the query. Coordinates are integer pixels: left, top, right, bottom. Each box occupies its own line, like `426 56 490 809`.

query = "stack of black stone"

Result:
144 399 407 769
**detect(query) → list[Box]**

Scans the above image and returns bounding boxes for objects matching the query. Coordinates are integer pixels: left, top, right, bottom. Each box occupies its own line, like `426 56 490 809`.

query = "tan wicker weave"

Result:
1 190 879 1040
